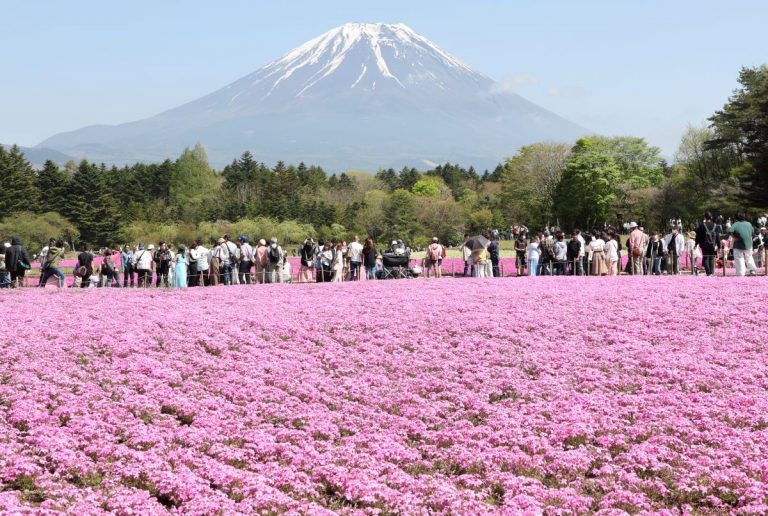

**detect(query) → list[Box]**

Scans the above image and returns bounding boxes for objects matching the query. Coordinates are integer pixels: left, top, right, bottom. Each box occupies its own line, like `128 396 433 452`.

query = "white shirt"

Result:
576 235 586 258
133 249 154 270
196 246 209 270
605 239 619 261
528 242 540 260
348 241 363 262
240 243 254 262
590 238 605 252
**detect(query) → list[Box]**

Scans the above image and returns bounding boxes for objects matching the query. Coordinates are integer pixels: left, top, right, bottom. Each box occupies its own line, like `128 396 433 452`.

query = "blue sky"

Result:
1 0 766 157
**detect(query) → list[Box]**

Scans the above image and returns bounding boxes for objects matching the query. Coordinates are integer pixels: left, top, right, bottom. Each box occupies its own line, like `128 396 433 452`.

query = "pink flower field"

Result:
1 277 768 514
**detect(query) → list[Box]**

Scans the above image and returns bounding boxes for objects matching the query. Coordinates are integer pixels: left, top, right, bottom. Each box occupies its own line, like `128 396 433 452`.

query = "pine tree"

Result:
36 160 70 210
64 161 121 246
0 145 40 215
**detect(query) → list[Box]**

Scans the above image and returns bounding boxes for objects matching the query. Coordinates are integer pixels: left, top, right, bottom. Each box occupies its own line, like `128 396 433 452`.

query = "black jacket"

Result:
566 240 581 261
488 241 499 263
4 237 31 273
695 221 720 252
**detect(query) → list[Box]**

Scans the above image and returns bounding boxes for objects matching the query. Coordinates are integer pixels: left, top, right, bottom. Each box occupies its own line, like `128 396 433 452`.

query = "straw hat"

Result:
687 231 696 239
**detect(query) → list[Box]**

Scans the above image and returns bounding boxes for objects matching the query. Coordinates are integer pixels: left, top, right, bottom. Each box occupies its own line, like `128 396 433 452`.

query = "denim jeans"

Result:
349 261 362 280
39 267 66 287
221 263 233 285
528 258 539 276
0 271 10 288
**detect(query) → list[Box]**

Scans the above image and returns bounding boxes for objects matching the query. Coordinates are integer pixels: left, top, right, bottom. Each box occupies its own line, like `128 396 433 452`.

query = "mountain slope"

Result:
38 22 586 169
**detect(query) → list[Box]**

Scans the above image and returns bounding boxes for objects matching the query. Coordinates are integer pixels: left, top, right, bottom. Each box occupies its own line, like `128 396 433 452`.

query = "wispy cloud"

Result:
490 74 538 93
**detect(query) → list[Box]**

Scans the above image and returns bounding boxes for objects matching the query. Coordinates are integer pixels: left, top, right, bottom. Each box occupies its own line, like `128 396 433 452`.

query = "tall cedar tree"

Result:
0 145 39 214
64 161 121 246
37 160 70 209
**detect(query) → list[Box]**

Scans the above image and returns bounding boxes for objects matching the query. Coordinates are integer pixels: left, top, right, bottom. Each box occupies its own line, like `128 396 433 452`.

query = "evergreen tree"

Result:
64 161 121 245
383 189 418 243
36 159 70 209
398 167 420 191
707 65 768 208
0 145 40 214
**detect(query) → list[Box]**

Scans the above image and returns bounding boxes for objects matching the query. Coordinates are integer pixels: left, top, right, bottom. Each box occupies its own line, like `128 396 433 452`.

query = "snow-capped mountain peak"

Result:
189 22 492 114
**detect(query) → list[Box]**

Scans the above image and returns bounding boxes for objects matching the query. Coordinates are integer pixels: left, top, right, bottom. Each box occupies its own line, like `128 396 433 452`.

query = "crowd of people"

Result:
1 211 766 289
519 211 766 277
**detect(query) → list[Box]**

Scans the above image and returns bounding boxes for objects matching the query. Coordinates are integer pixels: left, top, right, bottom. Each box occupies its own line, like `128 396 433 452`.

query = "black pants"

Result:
10 270 25 287
701 246 715 275
156 264 170 287
124 266 134 287
239 260 252 284
137 269 151 287
80 269 93 288
491 261 500 277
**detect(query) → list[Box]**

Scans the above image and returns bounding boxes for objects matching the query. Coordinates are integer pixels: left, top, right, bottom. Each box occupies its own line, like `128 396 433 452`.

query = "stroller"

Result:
378 250 414 279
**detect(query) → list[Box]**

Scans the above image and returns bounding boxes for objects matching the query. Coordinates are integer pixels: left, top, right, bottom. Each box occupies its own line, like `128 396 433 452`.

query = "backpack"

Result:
268 245 281 264
704 222 718 248
428 244 440 261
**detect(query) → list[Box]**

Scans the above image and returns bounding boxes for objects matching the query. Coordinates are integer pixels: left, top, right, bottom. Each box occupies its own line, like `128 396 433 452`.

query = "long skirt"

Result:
591 252 608 276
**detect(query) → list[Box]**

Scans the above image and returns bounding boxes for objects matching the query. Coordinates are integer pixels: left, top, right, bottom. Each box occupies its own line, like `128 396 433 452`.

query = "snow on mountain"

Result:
38 22 586 169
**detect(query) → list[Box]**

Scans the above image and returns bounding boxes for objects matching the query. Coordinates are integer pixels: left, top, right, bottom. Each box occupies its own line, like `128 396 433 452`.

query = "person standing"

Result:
210 239 224 286
331 240 344 282
665 229 685 275
425 237 443 279
347 235 364 280
121 244 135 287
195 240 210 286
254 239 268 284
0 242 10 288
514 233 527 276
362 238 377 280
77 246 94 288
553 232 567 276
462 234 472 277
266 237 284 283
628 222 644 275
566 232 582 275
527 236 540 277
488 236 500 277
39 240 66 288
590 234 607 276
237 236 254 284
187 241 199 287
299 238 315 283
223 235 239 285
729 211 757 276
172 247 188 288
133 244 154 287
4 237 31 288
154 242 173 287
695 212 720 276
604 232 619 276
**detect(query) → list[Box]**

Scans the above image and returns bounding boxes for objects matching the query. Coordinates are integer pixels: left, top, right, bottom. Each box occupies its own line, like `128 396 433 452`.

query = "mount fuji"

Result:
38 22 586 170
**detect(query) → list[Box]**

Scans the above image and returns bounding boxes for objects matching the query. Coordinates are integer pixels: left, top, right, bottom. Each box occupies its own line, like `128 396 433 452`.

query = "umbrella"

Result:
464 235 490 251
